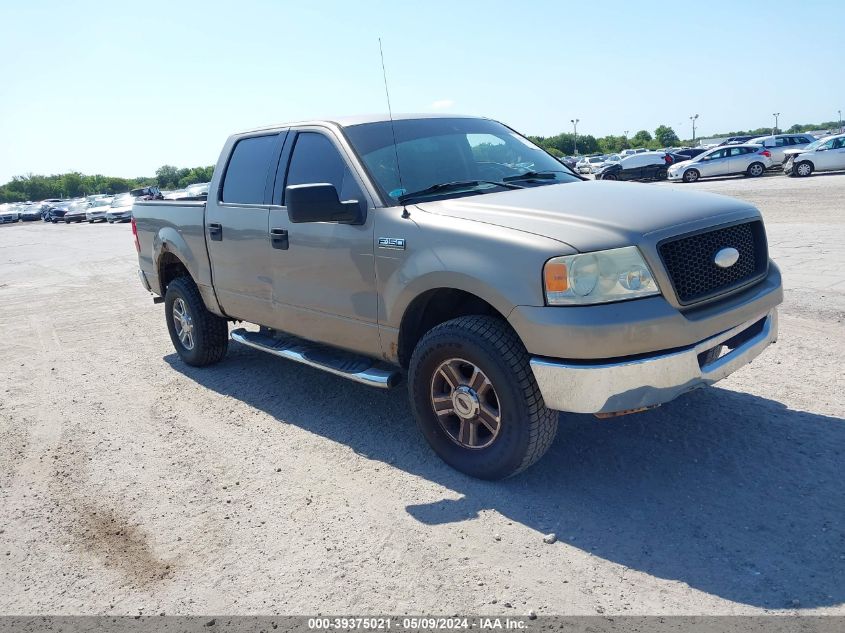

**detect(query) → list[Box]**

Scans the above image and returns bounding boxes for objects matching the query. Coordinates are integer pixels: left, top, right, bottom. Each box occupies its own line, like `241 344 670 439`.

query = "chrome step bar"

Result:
230 328 401 389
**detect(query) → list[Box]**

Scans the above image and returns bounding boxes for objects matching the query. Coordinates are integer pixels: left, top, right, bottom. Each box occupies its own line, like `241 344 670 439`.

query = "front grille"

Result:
658 220 768 305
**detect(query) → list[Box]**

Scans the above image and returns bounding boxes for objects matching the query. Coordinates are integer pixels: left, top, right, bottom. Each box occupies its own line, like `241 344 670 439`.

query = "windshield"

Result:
344 117 580 204
112 196 132 207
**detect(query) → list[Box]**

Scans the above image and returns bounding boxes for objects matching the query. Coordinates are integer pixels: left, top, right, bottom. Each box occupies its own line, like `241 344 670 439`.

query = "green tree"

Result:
630 130 652 147
654 125 680 147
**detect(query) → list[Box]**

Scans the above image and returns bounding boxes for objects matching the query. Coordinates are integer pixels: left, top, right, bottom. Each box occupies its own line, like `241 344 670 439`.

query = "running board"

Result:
230 328 401 389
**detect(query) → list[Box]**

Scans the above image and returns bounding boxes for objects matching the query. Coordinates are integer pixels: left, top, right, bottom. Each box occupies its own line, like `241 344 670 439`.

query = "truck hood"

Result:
415 181 757 252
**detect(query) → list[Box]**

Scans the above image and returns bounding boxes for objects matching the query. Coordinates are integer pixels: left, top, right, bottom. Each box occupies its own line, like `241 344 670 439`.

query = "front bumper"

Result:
530 309 778 414
667 171 683 180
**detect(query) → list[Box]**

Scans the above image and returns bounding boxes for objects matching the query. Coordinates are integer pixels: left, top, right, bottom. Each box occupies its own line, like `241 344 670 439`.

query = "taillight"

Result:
665 155 672 164
131 217 140 253
761 149 772 157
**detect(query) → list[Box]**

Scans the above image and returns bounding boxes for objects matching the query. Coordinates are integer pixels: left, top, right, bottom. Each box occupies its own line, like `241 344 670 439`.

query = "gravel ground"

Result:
1 173 843 617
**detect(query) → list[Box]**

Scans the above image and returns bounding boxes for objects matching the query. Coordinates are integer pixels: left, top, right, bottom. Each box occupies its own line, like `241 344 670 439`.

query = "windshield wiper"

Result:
502 170 564 182
397 180 522 204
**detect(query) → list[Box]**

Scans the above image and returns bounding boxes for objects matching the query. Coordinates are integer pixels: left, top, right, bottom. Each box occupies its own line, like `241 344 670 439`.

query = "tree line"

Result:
0 164 214 203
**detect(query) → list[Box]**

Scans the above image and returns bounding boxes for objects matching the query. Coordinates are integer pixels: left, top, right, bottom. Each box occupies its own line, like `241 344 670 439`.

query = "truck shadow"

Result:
165 346 845 610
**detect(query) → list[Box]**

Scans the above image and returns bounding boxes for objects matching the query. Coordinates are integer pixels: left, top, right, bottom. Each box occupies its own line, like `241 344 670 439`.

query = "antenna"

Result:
378 37 409 217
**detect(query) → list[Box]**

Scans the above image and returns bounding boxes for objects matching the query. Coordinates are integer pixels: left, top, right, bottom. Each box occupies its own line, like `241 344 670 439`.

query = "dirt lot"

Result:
1 174 843 617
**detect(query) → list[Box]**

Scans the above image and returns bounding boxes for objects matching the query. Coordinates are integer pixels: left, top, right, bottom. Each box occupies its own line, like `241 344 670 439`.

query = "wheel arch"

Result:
396 286 511 369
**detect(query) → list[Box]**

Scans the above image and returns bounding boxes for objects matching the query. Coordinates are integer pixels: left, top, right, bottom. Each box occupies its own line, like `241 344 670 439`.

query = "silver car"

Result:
746 133 816 165
668 144 773 182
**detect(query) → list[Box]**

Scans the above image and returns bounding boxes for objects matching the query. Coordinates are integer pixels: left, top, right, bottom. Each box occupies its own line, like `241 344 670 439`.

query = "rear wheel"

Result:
683 169 700 183
164 276 229 367
408 315 558 479
655 168 668 180
602 173 618 181
795 161 813 177
746 162 765 177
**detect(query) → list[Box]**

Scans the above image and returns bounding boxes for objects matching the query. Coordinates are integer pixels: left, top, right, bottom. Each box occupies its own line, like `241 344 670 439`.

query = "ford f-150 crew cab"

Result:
133 114 782 479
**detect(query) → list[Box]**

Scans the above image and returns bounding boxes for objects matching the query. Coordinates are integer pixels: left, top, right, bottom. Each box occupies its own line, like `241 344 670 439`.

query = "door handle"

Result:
208 222 222 241
270 228 289 250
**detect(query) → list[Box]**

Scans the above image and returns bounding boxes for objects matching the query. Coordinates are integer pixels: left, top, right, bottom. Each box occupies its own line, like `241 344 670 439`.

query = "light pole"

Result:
690 114 699 144
839 110 842 133
571 119 579 155
772 112 780 135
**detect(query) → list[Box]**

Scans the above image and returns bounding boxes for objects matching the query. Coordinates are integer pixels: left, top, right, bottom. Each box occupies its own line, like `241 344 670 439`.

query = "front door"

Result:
266 129 380 356
205 132 283 325
698 148 728 177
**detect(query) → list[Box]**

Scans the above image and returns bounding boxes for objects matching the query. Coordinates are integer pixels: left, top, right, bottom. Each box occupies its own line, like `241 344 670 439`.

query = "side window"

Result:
221 135 278 204
284 132 363 203
775 137 789 146
707 149 725 160
833 137 845 149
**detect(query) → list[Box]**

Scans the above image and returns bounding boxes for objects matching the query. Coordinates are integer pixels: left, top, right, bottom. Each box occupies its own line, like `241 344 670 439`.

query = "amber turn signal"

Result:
544 262 569 293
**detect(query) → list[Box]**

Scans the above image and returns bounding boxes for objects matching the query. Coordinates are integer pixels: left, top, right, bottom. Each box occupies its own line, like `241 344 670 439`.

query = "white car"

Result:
746 133 816 165
783 133 845 177
667 144 773 183
577 155 607 174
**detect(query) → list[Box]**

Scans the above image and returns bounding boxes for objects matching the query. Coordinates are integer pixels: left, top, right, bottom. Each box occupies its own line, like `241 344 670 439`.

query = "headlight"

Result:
543 246 660 305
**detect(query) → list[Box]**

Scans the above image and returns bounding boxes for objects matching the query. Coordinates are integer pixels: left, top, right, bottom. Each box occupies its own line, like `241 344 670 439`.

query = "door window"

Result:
284 132 363 203
704 149 726 160
221 134 278 204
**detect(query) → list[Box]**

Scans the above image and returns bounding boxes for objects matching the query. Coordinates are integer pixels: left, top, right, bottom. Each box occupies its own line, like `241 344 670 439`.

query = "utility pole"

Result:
690 114 699 145
772 112 780 135
839 110 842 133
571 119 579 155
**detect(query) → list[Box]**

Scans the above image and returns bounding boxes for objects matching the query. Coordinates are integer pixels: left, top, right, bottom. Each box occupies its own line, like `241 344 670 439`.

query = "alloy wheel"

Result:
430 358 501 449
172 297 195 350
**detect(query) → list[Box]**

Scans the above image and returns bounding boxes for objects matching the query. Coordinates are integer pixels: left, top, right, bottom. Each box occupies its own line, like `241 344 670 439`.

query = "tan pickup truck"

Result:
132 114 782 479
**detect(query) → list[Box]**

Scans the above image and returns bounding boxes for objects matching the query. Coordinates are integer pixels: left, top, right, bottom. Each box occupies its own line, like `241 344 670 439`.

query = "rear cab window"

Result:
221 134 278 204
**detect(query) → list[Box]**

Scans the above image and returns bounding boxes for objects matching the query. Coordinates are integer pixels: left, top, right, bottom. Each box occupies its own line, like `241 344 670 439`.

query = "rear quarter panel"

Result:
132 200 222 314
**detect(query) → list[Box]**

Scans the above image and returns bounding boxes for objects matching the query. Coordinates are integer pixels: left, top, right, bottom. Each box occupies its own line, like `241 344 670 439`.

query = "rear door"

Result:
205 131 286 325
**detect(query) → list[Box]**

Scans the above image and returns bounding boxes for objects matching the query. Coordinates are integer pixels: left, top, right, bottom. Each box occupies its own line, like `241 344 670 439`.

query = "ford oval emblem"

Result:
714 247 740 269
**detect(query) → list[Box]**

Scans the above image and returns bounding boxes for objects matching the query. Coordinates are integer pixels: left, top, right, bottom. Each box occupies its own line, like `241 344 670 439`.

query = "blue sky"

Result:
1 0 842 183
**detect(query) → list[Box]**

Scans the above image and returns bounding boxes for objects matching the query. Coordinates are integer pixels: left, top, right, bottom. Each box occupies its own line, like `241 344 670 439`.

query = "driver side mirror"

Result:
286 183 364 225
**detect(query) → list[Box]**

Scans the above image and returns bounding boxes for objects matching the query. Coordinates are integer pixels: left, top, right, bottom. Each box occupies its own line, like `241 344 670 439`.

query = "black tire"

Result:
107 220 113 224
602 173 618 181
164 276 229 367
795 161 813 177
408 315 558 479
683 169 700 183
88 219 94 223
746 162 765 177
655 168 668 180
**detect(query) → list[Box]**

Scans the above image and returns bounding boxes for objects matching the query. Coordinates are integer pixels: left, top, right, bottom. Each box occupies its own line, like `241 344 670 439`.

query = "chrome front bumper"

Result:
530 309 778 414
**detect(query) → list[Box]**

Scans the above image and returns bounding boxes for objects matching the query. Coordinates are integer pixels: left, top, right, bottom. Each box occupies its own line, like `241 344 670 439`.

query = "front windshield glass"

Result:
344 118 580 204
112 195 131 207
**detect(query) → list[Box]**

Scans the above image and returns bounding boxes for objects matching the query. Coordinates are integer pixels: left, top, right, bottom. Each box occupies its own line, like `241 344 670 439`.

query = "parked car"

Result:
577 155 606 174
20 203 44 221
132 113 781 479
783 133 845 177
63 200 91 223
594 152 671 181
668 145 773 183
746 134 815 165
718 135 760 146
183 182 210 198
45 200 74 223
673 148 707 161
130 186 164 200
0 204 20 224
85 197 114 222
105 194 134 223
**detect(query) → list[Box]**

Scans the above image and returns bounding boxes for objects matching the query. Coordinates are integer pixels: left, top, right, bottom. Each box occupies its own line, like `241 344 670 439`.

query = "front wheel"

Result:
746 162 765 177
408 316 558 479
601 173 618 181
795 161 813 177
655 168 668 180
164 276 229 367
683 169 700 183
